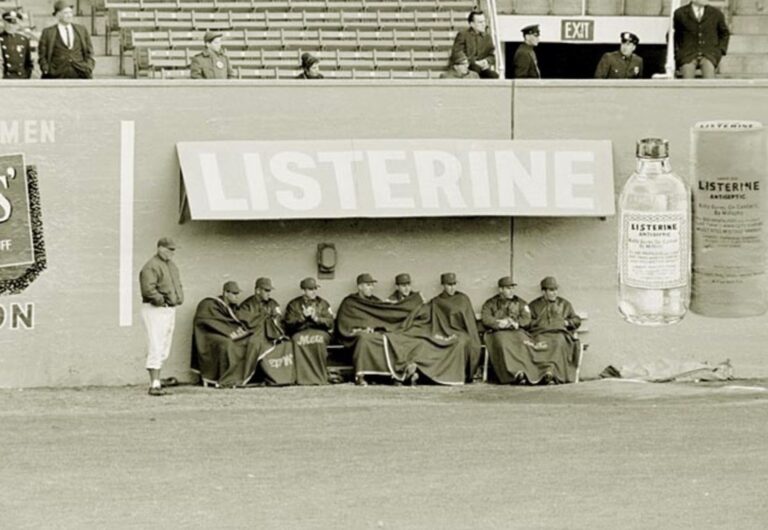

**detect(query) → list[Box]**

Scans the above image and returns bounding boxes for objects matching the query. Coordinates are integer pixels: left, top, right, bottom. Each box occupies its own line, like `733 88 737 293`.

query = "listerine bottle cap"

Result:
636 138 669 159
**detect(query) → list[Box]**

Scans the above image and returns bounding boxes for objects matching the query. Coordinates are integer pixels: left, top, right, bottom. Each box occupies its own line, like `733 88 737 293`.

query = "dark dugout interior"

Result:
505 42 668 78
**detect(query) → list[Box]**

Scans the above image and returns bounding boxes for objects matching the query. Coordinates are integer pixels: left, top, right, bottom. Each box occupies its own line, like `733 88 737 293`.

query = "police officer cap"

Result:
204 31 223 43
52 0 74 15
521 24 540 36
157 237 177 250
498 276 517 287
300 277 319 290
620 32 639 45
223 280 241 294
255 277 274 291
395 273 411 285
2 10 21 22
356 273 377 285
440 272 457 285
540 276 559 290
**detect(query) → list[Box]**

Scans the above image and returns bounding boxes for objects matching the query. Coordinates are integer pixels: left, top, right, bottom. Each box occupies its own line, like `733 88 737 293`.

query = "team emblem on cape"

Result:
216 60 224 69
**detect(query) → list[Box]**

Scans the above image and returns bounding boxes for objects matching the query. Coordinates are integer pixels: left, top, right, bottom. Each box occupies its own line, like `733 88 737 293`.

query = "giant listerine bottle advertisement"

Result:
618 121 766 326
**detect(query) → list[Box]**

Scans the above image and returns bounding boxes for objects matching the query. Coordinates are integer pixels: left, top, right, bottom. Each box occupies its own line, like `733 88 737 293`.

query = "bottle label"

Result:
620 211 689 289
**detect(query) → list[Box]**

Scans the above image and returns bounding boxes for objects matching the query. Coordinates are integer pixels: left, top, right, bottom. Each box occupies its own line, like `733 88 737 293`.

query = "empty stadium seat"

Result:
586 0 623 15
624 0 664 16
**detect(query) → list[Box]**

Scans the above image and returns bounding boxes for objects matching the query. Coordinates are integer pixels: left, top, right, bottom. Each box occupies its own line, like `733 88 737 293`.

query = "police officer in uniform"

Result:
0 10 33 79
513 24 541 79
190 31 234 79
594 32 644 79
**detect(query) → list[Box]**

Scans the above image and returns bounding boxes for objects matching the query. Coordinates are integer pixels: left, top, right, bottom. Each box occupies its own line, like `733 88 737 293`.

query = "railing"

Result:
482 0 505 77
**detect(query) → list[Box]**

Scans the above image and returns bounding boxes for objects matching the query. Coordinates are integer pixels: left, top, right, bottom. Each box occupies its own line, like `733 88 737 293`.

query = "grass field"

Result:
2 380 767 529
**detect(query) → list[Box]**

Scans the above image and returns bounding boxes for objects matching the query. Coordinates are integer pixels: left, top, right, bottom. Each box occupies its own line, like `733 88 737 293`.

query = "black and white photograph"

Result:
1 0 767 527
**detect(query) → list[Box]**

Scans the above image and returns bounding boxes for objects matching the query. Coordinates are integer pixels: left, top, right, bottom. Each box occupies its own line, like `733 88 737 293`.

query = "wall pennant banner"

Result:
0 154 46 295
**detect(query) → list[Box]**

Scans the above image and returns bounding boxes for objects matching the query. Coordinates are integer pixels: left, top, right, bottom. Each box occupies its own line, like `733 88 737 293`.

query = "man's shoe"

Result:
355 375 368 387
148 387 167 396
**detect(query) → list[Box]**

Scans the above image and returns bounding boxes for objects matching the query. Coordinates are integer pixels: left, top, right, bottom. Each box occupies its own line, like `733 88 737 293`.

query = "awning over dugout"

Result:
177 139 615 222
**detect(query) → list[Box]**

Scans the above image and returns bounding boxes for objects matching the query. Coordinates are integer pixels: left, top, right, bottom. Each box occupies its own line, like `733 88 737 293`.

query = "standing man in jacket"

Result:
139 237 184 396
673 0 729 79
190 31 234 79
450 10 498 79
513 24 541 79
38 0 95 79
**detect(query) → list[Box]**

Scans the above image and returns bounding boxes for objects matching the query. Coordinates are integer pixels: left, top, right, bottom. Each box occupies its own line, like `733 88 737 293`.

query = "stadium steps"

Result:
731 14 768 33
495 0 674 15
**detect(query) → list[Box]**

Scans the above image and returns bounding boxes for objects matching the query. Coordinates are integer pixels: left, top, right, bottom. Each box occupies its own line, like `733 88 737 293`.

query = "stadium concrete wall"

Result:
1 80 766 388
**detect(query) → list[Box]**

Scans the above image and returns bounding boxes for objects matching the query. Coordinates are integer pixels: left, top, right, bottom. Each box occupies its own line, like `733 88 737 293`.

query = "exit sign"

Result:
561 19 595 41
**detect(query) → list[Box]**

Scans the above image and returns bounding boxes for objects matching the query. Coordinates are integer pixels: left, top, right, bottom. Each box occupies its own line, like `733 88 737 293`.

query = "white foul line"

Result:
119 121 135 327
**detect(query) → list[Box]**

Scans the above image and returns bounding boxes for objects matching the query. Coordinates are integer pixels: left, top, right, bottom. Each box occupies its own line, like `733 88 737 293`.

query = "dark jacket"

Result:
38 23 94 78
513 43 540 79
673 2 730 67
0 31 33 79
139 255 184 307
451 28 495 73
594 51 644 79
190 49 234 79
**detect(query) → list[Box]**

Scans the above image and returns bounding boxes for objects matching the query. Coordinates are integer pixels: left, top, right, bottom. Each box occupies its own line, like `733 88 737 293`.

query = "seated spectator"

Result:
674 0 729 79
595 32 643 79
38 1 94 79
482 276 537 384
190 31 234 79
528 276 582 384
191 281 255 387
236 277 296 386
439 51 480 80
450 10 498 79
513 24 541 79
296 52 324 79
283 277 336 385
1 10 33 79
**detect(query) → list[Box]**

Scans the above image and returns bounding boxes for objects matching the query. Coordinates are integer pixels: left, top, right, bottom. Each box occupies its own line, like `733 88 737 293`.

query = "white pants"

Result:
141 304 176 370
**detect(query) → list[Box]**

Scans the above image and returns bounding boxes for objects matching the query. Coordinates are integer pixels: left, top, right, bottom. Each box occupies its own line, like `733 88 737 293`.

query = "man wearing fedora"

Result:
1 10 33 79
513 24 541 79
595 32 644 79
38 0 94 79
139 237 183 396
190 31 234 79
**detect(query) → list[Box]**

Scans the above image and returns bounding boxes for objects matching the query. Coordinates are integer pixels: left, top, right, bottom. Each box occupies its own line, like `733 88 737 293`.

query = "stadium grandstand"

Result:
4 0 767 79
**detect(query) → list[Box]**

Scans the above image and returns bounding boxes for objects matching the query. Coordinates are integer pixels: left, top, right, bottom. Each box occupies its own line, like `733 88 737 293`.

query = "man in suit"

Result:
594 32 644 79
513 24 541 79
190 31 234 79
38 0 95 79
673 0 730 79
450 10 498 79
